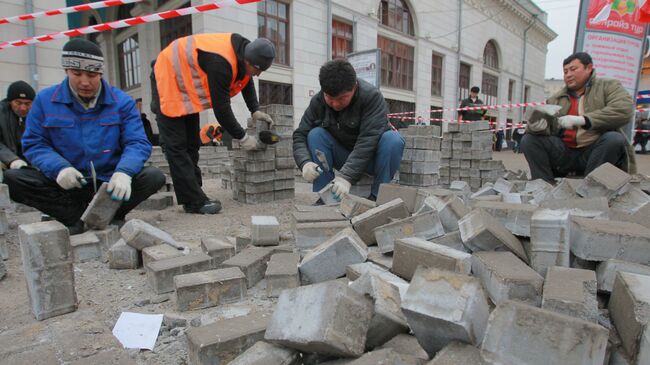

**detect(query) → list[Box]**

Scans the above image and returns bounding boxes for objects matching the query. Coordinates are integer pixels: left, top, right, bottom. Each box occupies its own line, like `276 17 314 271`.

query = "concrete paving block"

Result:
481 301 608 365
18 221 77 320
472 251 544 306
376 184 419 213
347 348 421 365
540 196 610 215
576 163 631 200
492 178 515 194
222 247 275 288
318 184 341 205
610 185 650 213
265 253 300 298
120 219 177 250
339 194 376 218
529 209 571 276
380 334 429 362
251 216 280 246
367 250 393 270
108 239 140 269
80 183 122 230
542 267 598 322
401 266 490 356
392 237 472 281
609 271 650 362
292 210 347 225
596 259 650 293
0 235 7 260
69 231 101 262
472 201 537 237
299 228 367 284
422 195 469 233
0 210 8 235
146 252 213 294
469 186 498 200
570 217 650 264
295 221 351 252
346 261 408 288
458 209 528 263
429 231 468 253
200 237 235 266
373 211 444 254
142 243 184 268
228 341 299 365
264 280 373 357
0 184 10 208
186 312 270 365
134 192 173 210
351 198 410 245
349 273 409 349
0 259 5 280
174 267 246 311
428 341 486 364
544 179 578 201
89 224 120 253
610 201 650 230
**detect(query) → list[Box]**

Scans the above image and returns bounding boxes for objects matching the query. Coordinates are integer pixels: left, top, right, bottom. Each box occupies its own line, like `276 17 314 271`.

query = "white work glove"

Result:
331 176 351 199
56 167 85 190
301 161 321 183
239 133 259 151
107 172 132 201
252 110 274 126
9 159 27 169
558 115 586 129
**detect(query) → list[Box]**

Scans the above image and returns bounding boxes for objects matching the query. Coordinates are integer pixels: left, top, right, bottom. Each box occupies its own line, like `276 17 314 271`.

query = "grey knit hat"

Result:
244 38 276 71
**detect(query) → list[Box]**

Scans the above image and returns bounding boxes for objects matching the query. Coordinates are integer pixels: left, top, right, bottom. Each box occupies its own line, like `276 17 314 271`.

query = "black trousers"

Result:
4 166 165 226
520 131 627 183
156 112 207 206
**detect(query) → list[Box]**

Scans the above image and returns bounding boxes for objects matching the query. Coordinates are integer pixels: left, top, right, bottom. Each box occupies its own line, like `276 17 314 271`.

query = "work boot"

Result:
66 220 86 235
183 200 222 214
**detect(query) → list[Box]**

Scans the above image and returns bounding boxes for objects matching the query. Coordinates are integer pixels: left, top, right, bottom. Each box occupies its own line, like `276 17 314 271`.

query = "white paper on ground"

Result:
112 312 164 350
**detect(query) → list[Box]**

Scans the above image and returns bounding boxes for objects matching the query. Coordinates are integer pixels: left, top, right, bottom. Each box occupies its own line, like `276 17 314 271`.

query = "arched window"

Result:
483 41 499 70
378 0 414 36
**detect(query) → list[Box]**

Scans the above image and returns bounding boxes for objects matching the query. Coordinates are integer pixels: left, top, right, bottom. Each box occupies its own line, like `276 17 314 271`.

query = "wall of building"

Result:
0 0 68 95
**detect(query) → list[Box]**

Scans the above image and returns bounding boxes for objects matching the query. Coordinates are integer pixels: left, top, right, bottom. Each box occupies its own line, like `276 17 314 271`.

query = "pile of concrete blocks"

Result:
145 145 232 182
398 125 442 187
231 104 295 204
440 121 506 189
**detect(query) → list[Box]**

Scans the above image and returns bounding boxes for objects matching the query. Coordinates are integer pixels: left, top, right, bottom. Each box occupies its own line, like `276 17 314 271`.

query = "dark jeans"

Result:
520 131 627 183
4 166 165 226
156 112 207 206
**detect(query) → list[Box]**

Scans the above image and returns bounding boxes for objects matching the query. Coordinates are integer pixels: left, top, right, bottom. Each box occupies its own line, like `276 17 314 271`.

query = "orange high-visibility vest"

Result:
154 33 250 118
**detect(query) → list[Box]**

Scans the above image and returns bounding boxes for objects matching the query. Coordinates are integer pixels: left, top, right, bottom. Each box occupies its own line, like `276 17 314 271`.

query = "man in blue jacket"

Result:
4 38 165 234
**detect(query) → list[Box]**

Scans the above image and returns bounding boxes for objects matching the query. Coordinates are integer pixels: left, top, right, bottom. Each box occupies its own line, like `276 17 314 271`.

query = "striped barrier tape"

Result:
0 0 261 50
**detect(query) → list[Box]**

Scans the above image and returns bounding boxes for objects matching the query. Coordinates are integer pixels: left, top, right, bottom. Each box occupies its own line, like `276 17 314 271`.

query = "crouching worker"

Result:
4 38 165 234
293 59 405 203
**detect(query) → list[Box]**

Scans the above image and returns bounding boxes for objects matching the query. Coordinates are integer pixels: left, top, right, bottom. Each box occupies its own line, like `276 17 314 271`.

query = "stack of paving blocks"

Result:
399 125 442 187
440 121 505 189
231 104 295 204
145 145 232 182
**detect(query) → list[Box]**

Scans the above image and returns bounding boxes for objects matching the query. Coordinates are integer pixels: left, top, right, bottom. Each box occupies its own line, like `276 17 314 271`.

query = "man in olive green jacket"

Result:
521 52 635 183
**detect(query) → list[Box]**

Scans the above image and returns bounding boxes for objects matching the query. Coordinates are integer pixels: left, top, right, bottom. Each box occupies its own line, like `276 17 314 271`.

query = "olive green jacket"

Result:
545 72 636 174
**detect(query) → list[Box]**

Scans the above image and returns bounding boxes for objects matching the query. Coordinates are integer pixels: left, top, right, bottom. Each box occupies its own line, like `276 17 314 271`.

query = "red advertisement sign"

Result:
586 0 646 38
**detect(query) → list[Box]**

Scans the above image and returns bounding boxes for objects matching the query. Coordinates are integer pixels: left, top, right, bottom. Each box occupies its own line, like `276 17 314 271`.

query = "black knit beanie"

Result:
244 38 276 71
6 80 35 101
61 38 104 73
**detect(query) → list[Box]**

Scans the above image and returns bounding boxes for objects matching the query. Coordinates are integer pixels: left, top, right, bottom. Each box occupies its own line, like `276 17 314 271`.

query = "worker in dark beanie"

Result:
4 37 165 234
0 80 35 169
151 33 275 214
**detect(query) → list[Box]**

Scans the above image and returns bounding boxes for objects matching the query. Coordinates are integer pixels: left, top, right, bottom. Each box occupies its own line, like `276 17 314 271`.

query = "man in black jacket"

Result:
293 59 405 201
458 86 486 121
0 81 35 169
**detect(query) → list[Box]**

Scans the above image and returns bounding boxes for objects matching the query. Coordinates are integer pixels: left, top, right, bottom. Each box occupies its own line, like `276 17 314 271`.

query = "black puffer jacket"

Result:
0 99 25 166
293 79 390 183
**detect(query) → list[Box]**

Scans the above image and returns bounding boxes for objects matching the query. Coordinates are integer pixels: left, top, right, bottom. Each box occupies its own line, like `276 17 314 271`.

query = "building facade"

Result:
1 0 556 132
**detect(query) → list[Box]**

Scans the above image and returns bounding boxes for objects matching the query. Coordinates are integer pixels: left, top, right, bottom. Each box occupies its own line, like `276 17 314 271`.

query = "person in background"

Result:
4 38 165 234
0 80 35 169
633 118 650 154
136 98 155 145
458 86 487 122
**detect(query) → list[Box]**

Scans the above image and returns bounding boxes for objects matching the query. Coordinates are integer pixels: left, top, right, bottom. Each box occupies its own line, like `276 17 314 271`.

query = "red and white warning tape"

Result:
0 0 261 50
0 0 142 25
386 101 547 117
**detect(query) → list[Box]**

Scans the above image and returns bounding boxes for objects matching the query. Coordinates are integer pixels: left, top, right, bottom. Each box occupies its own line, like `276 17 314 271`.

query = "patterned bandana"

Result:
61 50 104 73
